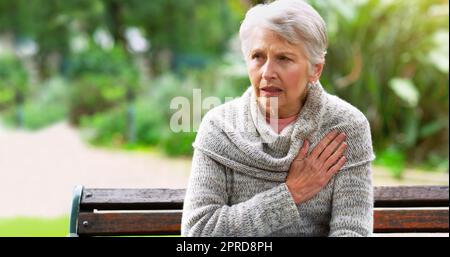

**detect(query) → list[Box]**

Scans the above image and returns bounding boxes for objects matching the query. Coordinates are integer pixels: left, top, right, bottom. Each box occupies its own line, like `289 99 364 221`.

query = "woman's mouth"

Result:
260 86 283 97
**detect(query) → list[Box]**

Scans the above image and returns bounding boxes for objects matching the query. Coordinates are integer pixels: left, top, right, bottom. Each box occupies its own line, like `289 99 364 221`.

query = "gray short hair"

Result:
239 0 328 66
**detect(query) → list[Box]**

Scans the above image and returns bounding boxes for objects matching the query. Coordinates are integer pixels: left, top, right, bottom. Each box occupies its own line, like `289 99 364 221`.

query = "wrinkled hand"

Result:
286 130 347 204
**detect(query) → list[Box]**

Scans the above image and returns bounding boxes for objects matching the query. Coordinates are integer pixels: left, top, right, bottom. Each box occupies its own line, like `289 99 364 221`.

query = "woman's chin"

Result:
257 99 284 115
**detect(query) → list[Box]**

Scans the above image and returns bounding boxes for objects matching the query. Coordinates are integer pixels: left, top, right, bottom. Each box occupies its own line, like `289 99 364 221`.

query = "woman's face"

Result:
245 27 321 118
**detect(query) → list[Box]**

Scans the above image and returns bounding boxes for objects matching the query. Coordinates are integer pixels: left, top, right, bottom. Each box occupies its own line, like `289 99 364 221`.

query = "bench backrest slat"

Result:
78 212 182 236
373 209 449 233
79 186 449 209
374 186 449 207
80 188 186 210
76 209 449 235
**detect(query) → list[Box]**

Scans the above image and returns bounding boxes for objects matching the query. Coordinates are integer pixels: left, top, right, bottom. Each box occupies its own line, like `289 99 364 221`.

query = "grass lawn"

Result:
0 215 69 237
0 215 180 237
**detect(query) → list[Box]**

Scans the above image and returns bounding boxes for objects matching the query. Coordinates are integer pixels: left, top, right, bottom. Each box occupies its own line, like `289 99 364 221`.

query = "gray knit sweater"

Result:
181 82 376 237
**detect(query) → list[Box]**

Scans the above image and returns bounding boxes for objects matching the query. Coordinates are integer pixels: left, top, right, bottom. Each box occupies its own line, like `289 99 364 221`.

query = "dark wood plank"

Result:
77 211 182 236
374 209 449 233
80 188 186 210
375 233 450 237
374 186 449 207
80 186 448 210
78 208 449 236
76 186 449 235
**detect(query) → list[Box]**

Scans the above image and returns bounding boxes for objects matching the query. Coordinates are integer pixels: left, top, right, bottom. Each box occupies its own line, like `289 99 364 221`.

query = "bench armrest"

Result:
69 185 84 237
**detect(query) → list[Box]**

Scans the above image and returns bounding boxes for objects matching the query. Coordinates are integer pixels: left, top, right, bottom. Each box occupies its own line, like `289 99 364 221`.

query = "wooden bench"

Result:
69 185 449 237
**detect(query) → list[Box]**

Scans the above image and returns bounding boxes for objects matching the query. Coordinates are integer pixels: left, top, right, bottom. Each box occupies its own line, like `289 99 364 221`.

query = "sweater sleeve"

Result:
328 161 374 237
181 149 300 237
328 115 375 237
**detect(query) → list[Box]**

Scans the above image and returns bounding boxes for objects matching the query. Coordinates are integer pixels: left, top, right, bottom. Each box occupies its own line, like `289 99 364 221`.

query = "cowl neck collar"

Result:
192 82 326 181
249 82 325 159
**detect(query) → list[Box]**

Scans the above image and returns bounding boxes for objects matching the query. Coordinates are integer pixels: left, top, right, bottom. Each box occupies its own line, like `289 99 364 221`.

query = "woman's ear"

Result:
309 63 324 83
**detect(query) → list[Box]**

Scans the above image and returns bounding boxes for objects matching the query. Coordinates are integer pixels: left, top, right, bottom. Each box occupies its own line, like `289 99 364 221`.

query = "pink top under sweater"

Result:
265 114 298 134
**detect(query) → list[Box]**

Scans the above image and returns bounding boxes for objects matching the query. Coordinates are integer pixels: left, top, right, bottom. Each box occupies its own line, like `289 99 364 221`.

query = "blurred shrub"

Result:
66 46 136 79
80 106 126 147
69 74 127 125
80 73 190 154
375 146 406 179
66 46 138 125
23 77 69 129
0 55 30 128
161 129 197 156
80 99 164 148
0 55 28 112
1 77 69 130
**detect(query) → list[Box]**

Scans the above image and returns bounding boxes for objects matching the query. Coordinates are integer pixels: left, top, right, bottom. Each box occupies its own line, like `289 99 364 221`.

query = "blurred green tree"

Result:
312 0 449 172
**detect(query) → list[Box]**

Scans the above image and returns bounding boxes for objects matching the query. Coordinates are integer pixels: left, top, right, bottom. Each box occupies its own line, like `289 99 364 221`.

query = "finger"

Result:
295 139 309 161
323 142 347 171
317 133 346 164
327 155 346 175
309 130 339 159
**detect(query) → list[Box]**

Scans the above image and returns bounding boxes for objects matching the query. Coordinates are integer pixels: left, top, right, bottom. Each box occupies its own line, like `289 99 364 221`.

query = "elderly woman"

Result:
181 0 375 237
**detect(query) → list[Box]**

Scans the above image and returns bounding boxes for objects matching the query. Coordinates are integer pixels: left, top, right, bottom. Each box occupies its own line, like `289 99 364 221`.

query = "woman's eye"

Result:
279 56 289 61
252 54 261 60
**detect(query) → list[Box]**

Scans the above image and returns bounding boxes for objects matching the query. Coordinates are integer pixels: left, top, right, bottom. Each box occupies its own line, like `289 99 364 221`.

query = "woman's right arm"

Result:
181 149 300 237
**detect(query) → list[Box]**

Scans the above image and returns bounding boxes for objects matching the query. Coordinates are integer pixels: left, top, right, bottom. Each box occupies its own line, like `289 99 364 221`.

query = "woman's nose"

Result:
262 60 277 81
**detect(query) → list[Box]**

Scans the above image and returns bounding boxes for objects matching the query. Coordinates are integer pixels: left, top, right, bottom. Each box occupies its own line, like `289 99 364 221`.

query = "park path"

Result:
0 121 447 218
